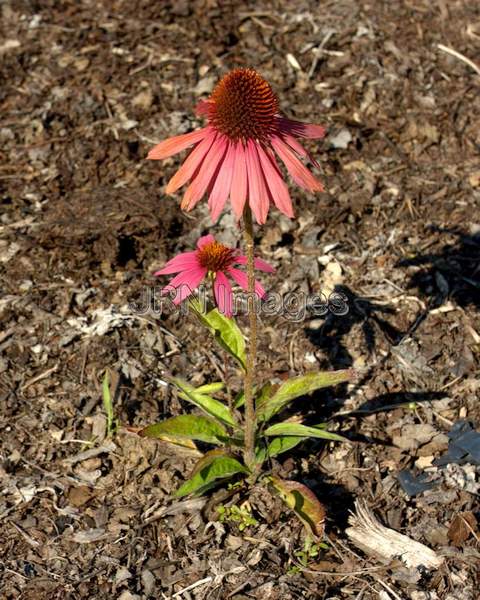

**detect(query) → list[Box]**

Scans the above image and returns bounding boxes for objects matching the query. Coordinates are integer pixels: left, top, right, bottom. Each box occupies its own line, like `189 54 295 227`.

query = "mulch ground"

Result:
1 1 479 598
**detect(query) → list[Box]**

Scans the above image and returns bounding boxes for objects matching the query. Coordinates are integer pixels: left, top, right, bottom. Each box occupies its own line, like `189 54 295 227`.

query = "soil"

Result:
1 1 479 599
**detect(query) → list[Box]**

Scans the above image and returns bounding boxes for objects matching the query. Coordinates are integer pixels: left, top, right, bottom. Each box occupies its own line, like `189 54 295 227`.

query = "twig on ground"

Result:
375 577 403 600
21 364 59 391
437 44 480 76
63 440 116 466
171 576 214 598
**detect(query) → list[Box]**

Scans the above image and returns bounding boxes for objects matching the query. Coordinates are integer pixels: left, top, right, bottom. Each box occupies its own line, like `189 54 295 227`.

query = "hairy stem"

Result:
242 205 257 472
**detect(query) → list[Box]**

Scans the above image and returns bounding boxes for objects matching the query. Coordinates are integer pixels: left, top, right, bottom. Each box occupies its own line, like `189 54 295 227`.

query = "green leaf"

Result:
189 299 246 370
257 369 353 422
256 435 306 463
235 382 272 410
150 435 200 452
102 369 116 436
255 382 274 410
263 422 347 442
175 450 248 497
177 390 235 427
270 476 326 538
169 377 236 428
196 382 225 394
140 415 228 445
233 389 245 409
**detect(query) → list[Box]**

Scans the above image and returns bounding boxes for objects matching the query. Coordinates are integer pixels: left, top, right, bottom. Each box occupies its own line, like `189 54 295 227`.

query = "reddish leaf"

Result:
270 476 326 538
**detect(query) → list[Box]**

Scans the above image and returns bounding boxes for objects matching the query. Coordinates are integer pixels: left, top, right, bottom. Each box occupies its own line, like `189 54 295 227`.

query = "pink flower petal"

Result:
230 142 248 219
165 130 217 194
196 234 215 250
277 116 326 139
154 251 199 275
245 140 270 225
161 266 207 304
228 267 266 299
234 255 275 273
195 100 213 118
271 135 323 193
147 127 209 160
256 144 294 218
208 141 236 223
282 133 320 169
214 271 233 317
181 136 228 211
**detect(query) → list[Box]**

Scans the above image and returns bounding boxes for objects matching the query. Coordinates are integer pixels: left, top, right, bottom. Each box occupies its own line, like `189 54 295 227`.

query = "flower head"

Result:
148 68 325 225
154 234 274 317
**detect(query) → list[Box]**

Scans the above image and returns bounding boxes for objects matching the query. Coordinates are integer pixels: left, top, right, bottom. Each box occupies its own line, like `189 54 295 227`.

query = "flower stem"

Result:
242 205 257 473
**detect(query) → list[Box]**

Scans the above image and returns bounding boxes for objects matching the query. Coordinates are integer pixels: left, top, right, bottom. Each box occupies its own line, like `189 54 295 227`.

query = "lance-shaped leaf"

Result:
140 415 227 445
255 435 306 464
148 434 200 454
102 369 116 436
255 382 274 410
234 382 271 409
255 381 276 411
127 425 199 453
233 389 245 409
257 369 353 422
189 299 246 370
169 376 236 428
196 382 225 394
270 476 326 538
175 449 248 497
263 422 347 442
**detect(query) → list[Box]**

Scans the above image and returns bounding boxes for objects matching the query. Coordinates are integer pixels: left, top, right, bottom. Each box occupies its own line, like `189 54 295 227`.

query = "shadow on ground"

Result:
397 227 480 309
305 284 404 371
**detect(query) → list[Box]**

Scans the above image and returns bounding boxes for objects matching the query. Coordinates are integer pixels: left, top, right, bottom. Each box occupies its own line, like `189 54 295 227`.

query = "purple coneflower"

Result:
148 68 325 224
154 234 274 317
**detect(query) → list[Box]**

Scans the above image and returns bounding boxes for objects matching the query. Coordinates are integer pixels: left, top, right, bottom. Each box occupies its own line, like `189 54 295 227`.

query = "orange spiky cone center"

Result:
208 68 279 142
197 241 235 272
